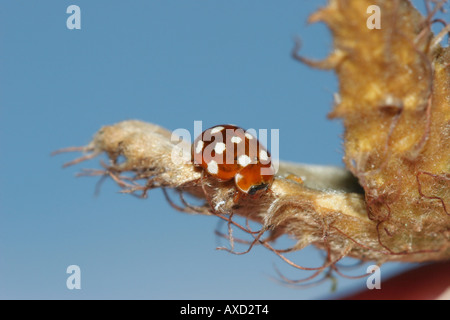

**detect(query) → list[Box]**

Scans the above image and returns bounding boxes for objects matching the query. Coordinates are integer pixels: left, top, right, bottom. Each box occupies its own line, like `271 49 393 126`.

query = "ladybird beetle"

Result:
192 124 274 200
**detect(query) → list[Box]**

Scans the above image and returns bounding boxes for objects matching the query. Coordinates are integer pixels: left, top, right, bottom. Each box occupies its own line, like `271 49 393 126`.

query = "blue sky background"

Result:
0 0 447 299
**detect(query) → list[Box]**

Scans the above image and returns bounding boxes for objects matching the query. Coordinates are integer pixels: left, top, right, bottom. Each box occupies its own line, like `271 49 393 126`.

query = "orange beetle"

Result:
192 125 274 200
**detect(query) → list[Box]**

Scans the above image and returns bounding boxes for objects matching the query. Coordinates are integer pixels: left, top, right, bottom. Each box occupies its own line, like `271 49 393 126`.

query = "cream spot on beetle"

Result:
259 149 269 162
214 142 226 154
235 173 251 193
207 160 219 174
195 140 204 154
210 126 225 134
238 155 251 167
231 136 242 144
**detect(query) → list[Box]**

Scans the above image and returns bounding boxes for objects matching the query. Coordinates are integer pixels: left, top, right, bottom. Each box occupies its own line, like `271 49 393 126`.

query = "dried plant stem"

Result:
54 0 450 281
